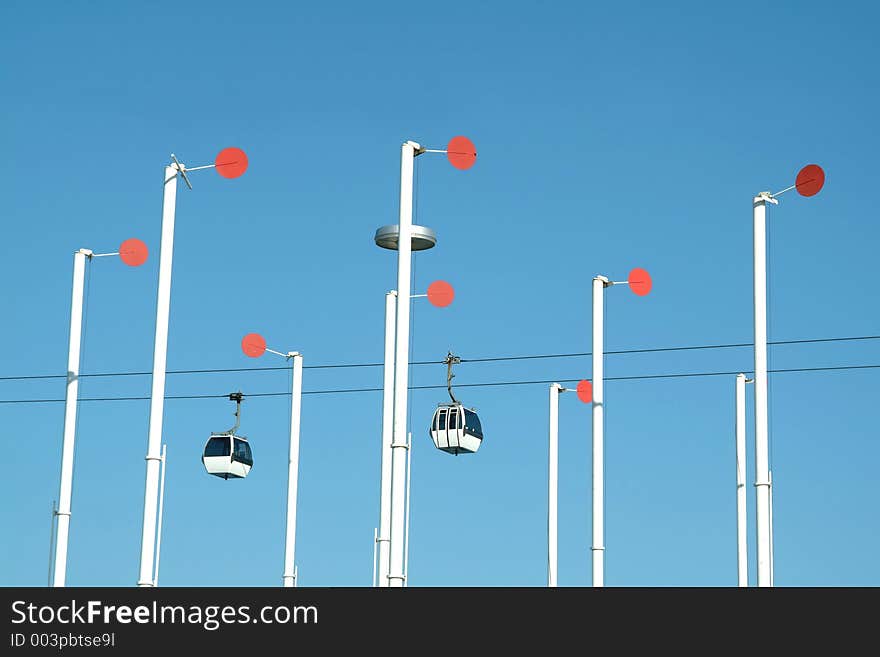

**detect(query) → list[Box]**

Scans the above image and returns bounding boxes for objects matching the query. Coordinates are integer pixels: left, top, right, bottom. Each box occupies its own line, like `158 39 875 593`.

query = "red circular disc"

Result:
628 268 652 296
215 147 249 179
447 136 477 170
119 238 148 267
241 333 266 358
427 280 455 307
795 164 825 197
576 380 593 404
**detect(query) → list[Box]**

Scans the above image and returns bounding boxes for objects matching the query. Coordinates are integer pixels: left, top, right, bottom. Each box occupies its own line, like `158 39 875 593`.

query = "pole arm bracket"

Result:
170 153 194 190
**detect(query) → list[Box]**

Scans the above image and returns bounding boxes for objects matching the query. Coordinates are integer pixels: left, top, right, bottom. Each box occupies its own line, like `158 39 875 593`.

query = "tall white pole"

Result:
138 164 178 587
753 194 774 587
735 374 748 587
591 276 607 587
377 290 397 586
153 444 168 587
52 248 90 587
403 431 413 586
283 352 304 587
548 383 560 587
388 141 418 588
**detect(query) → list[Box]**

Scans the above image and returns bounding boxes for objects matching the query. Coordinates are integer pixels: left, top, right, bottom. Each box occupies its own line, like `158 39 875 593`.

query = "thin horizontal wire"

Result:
461 334 880 363
1 335 877 382
1 363 877 404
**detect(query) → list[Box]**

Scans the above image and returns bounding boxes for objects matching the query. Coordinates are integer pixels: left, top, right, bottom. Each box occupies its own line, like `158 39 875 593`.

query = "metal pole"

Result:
735 374 748 587
591 276 607 587
377 290 397 586
549 383 560 587
52 248 90 587
404 431 413 586
138 164 178 587
283 352 304 587
753 194 774 587
388 141 418 588
153 444 168 587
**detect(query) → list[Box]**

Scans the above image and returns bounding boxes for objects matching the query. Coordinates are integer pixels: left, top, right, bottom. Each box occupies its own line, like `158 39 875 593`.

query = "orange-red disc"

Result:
447 136 477 170
576 380 593 404
215 147 249 179
427 280 455 307
119 238 148 267
795 164 825 197
628 268 652 296
241 333 266 358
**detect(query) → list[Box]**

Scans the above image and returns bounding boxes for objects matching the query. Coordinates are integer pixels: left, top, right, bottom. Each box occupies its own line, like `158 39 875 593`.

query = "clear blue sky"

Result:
2 0 878 587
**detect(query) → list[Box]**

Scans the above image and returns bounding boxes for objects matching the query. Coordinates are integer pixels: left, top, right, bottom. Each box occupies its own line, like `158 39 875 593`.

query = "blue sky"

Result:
2 0 878 587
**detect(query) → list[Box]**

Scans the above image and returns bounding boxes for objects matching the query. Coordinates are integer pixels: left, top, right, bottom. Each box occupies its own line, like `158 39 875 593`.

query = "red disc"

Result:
241 333 266 358
427 280 455 307
215 147 249 179
795 164 825 197
628 268 652 296
576 380 593 404
447 136 477 170
119 238 148 267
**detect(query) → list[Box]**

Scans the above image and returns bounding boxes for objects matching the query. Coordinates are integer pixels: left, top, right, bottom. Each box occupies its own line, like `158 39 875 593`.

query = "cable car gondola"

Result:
202 392 254 479
429 352 484 455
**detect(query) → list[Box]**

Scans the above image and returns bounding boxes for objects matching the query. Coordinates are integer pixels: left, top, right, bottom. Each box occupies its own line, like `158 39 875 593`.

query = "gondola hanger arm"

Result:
444 351 462 404
225 391 244 434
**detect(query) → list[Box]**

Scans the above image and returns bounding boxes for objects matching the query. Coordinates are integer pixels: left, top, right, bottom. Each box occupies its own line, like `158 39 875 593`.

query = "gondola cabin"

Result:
430 403 483 455
202 433 253 479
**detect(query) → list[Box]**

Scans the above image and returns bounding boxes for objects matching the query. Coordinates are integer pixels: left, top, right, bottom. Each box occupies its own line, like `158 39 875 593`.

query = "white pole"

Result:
283 352 304 587
388 141 418 588
377 290 397 586
52 248 90 587
138 164 178 586
753 194 774 587
548 383 560 587
153 444 168 587
735 374 748 587
404 431 413 586
591 276 607 587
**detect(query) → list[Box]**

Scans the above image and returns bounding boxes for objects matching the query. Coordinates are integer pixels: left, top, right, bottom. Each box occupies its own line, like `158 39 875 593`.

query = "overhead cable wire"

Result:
2 362 878 404
1 334 878 382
